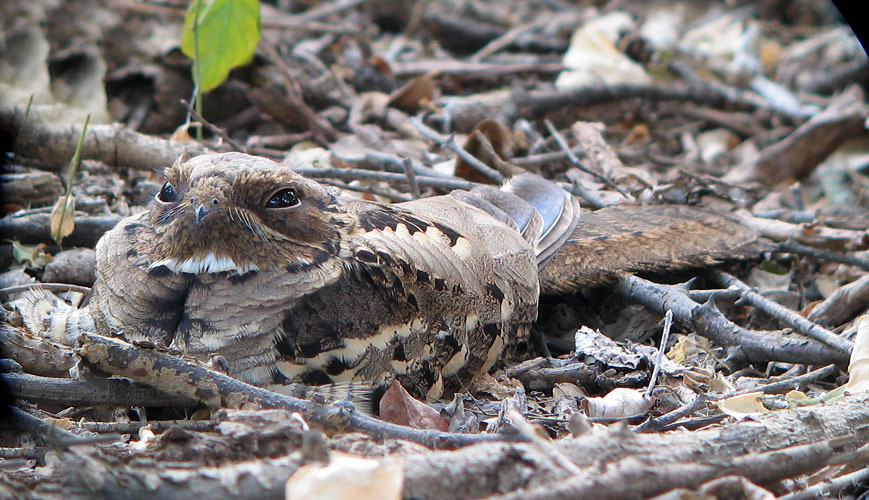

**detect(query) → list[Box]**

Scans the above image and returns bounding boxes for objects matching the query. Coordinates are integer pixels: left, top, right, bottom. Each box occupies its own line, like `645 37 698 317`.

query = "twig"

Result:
260 39 340 144
777 240 869 271
778 460 869 500
7 406 120 448
0 213 120 248
180 99 247 153
292 166 478 191
318 179 412 202
636 394 712 432
293 0 367 22
78 419 215 434
334 150 454 179
544 120 630 199
508 409 581 475
646 310 672 395
612 274 850 365
470 17 552 62
1 106 211 171
5 373 199 408
410 115 505 183
0 283 91 298
512 147 582 168
710 270 853 355
75 332 521 449
402 157 422 199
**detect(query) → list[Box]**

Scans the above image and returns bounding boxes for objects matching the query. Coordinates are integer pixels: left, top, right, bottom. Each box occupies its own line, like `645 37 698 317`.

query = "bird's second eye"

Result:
157 182 178 203
266 188 299 208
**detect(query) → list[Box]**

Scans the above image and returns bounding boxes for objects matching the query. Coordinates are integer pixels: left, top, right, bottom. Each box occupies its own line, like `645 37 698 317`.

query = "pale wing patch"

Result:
442 344 469 377
150 253 259 274
481 335 506 374
425 372 444 400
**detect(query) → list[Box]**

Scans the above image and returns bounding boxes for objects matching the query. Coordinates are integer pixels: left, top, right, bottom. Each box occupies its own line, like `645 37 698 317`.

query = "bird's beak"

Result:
194 205 211 224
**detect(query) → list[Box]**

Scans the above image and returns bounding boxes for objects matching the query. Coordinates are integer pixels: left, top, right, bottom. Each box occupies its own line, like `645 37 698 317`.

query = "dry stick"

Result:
260 39 340 145
8 406 119 448
469 17 552 62
180 99 247 153
646 310 672 395
778 240 869 271
336 150 454 179
0 283 91 298
0 213 120 248
402 157 422 199
116 1 369 35
667 61 814 121
512 146 583 168
410 115 506 183
635 394 713 433
4 373 198 408
318 179 412 202
711 270 853 355
637 364 840 433
0 107 211 171
489 438 849 500
517 84 773 121
612 274 850 365
75 332 519 449
291 166 478 191
543 120 630 199
77 419 215 434
293 0 367 22
779 462 869 500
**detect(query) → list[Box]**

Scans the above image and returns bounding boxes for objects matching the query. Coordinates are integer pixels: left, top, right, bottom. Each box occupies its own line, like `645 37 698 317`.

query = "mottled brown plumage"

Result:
20 152 760 399
28 153 579 398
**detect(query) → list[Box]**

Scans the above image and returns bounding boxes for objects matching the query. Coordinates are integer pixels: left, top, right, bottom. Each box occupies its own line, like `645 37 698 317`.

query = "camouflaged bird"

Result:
21 152 759 399
25 152 582 399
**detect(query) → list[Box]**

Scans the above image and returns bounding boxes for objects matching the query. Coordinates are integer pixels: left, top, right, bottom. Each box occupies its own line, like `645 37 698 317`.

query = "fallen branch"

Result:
612 274 850 365
0 107 211 171
74 332 516 449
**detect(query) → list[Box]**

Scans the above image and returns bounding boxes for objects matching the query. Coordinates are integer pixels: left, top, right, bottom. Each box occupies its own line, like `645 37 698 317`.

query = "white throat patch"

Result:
149 253 259 274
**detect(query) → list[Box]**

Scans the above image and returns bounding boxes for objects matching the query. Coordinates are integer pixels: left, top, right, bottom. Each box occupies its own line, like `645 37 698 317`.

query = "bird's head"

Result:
145 152 349 274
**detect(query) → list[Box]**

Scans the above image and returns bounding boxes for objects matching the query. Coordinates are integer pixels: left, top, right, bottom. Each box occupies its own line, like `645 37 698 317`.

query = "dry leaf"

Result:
582 388 653 419
286 453 403 500
455 118 513 182
379 380 448 431
709 372 736 394
169 122 197 143
50 194 75 242
715 392 767 418
11 241 53 268
387 71 436 112
555 12 651 89
846 315 869 394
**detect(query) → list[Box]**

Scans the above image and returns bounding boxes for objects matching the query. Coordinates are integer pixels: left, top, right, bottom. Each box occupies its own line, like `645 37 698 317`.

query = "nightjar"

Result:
23 152 581 399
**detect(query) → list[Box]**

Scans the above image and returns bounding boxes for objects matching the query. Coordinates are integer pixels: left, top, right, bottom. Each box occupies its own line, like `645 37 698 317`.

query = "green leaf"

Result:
182 0 261 93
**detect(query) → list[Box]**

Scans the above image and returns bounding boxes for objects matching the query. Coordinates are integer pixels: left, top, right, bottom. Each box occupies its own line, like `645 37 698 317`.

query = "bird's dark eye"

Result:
157 182 178 203
266 188 299 208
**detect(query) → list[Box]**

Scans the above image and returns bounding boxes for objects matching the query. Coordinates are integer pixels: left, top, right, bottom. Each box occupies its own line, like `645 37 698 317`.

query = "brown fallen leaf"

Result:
379 379 448 431
387 70 438 112
455 118 515 182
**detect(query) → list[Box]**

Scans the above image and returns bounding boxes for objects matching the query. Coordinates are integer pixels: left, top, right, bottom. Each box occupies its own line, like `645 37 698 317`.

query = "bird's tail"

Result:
449 173 581 269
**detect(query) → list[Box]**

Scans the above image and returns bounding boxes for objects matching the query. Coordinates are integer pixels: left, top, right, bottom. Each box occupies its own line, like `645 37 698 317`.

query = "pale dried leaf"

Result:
556 12 651 89
715 392 767 418
846 315 869 394
582 387 652 419
285 453 403 500
50 195 76 242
